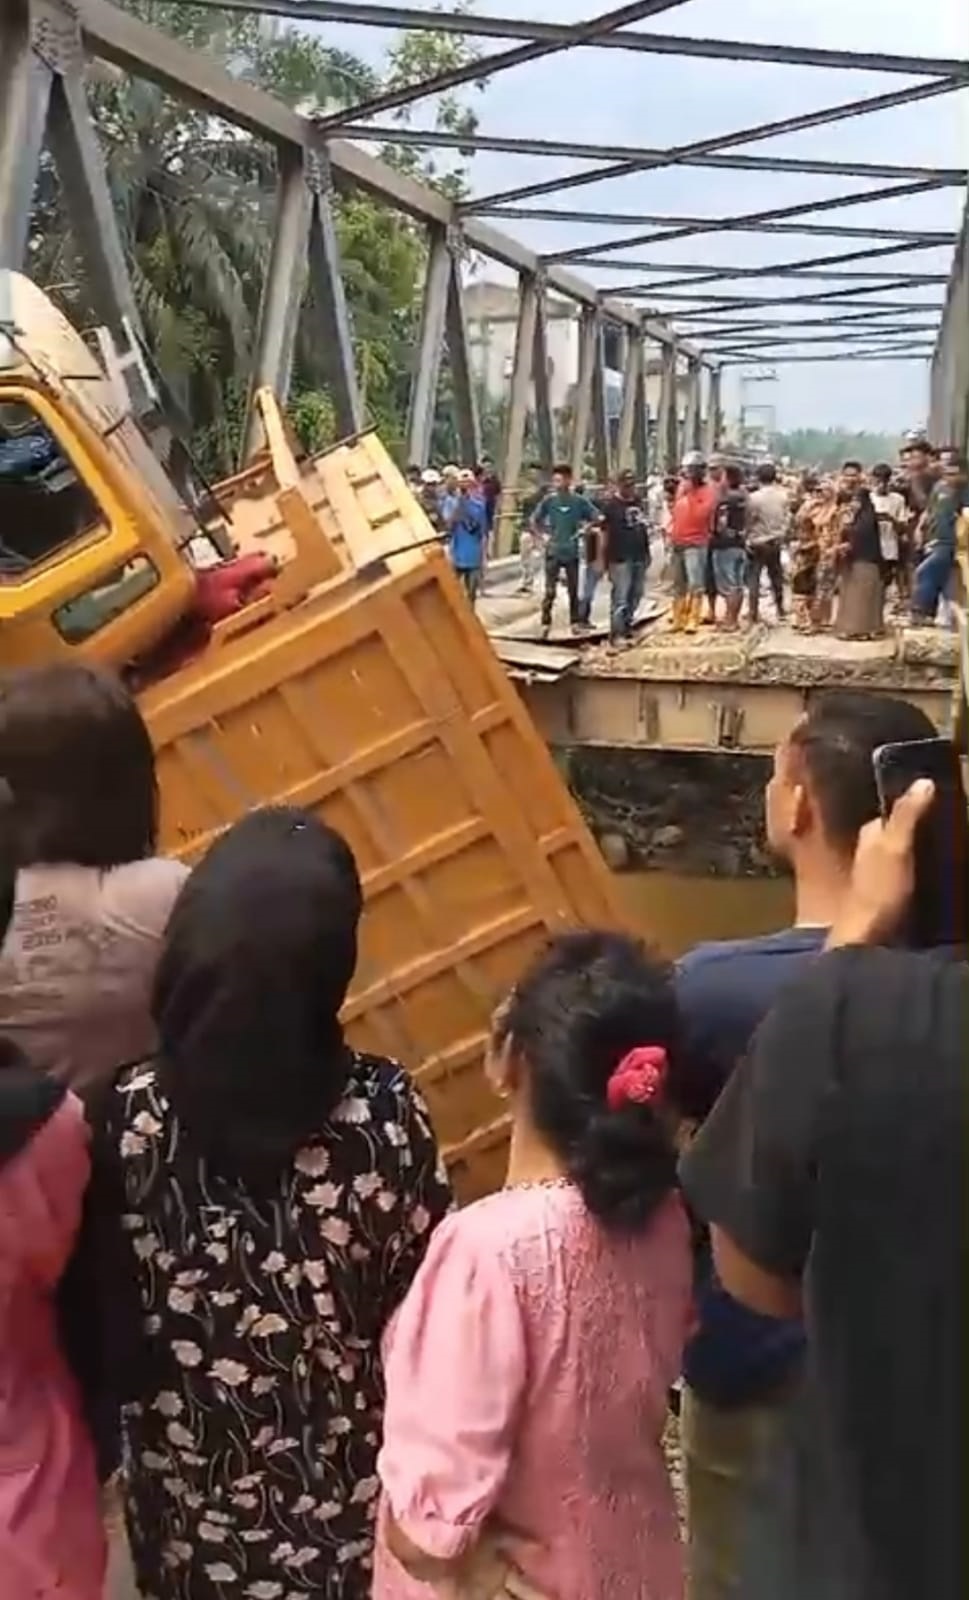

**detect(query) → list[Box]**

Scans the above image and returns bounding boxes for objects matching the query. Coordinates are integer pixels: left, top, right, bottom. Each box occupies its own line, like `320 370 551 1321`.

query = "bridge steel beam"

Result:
498 273 539 555
175 1 969 81
683 358 702 453
657 339 679 473
76 0 695 356
633 347 650 481
478 205 957 246
703 367 722 455
312 0 691 129
343 124 967 188
590 319 610 483
641 284 948 314
542 177 952 266
243 149 312 458
570 308 597 479
463 74 964 211
304 148 364 437
531 280 557 472
614 239 950 296
0 2 53 267
718 350 935 365
406 226 451 468
0 0 144 349
711 329 946 350
444 247 481 468
616 331 643 473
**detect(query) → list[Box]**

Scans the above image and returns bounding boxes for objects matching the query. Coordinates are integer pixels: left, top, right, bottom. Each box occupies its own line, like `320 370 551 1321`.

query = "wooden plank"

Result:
492 637 580 673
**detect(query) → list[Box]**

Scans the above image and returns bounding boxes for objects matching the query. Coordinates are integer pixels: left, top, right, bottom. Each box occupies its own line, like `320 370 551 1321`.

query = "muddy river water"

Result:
618 869 794 958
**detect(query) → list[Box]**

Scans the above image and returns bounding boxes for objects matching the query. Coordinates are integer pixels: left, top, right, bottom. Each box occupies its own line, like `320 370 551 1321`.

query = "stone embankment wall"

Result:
567 746 778 878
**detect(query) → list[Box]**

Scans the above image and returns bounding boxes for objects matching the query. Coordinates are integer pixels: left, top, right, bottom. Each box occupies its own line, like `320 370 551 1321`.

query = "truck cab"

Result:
0 270 200 670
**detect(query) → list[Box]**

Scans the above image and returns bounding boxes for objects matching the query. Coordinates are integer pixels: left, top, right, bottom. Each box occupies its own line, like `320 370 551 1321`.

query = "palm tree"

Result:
28 0 484 473
31 4 379 471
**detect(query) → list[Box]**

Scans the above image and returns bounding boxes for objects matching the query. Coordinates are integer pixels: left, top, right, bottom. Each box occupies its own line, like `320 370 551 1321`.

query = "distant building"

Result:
463 280 691 442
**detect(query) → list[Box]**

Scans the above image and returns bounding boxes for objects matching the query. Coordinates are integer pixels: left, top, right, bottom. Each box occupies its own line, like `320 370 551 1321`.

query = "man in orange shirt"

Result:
670 452 719 632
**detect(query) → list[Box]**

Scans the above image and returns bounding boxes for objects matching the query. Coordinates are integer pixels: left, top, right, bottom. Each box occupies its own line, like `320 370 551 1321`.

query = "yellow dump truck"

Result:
0 271 632 1199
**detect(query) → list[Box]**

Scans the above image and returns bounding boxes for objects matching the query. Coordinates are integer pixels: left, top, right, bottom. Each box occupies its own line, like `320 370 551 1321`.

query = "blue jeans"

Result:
673 546 708 597
712 546 747 596
912 543 954 620
578 560 601 624
609 557 650 638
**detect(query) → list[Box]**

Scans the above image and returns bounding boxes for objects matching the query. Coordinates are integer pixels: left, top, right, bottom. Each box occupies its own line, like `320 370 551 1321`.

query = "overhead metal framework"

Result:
341 124 967 187
186 0 969 81
178 0 965 458
1 0 963 536
460 76 964 212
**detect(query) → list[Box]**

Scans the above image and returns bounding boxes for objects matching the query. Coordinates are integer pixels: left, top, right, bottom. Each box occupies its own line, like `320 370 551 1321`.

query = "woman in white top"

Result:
0 663 188 1092
869 462 907 612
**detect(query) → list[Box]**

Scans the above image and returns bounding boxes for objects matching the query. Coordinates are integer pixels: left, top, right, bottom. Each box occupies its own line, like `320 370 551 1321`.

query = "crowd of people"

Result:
408 433 968 649
0 660 964 1600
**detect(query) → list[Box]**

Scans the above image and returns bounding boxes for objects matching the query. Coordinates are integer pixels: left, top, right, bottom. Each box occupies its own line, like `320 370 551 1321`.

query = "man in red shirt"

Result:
670 451 718 632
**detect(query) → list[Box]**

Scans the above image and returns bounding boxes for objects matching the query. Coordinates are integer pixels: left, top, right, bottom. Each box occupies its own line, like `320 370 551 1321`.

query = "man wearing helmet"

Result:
670 452 718 633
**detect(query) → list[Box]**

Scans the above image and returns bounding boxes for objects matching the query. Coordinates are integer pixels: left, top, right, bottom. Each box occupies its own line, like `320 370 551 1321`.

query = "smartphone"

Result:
872 737 969 949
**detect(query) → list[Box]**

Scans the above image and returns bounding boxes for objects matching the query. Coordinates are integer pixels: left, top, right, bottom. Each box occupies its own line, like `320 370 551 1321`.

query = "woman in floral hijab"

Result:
83 807 451 1600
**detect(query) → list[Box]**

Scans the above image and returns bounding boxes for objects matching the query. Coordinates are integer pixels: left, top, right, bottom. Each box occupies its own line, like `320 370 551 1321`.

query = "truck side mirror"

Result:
93 317 159 421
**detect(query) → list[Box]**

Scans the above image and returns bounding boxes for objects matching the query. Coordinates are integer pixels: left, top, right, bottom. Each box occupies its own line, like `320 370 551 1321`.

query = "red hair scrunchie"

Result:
606 1045 668 1111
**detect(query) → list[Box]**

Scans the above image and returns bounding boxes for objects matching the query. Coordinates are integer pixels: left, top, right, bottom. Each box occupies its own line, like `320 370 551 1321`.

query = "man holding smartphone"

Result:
674 692 954 1600
680 780 964 1600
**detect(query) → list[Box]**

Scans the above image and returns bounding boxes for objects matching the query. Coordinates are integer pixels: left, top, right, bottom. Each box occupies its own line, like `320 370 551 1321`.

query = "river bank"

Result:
567 746 781 879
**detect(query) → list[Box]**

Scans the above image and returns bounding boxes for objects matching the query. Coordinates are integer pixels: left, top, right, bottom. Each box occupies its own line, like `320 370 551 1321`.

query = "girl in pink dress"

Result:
0 1048 105 1599
376 930 697 1600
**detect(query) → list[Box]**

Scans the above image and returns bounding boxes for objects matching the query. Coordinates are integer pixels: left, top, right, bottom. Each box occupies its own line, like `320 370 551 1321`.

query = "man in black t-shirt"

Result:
681 783 965 1600
710 463 748 630
594 468 650 642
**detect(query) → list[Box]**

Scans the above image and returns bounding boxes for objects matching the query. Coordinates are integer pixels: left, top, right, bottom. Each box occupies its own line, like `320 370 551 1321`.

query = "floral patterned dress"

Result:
97 1054 451 1600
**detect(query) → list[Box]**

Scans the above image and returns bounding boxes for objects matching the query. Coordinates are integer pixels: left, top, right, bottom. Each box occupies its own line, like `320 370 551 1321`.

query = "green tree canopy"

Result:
28 0 484 475
770 427 904 471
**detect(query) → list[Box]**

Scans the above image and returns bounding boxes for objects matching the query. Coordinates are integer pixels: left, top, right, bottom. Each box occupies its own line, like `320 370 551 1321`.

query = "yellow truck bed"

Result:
143 429 633 1200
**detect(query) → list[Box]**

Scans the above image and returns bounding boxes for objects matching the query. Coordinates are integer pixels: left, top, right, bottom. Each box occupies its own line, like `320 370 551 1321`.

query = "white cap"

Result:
680 450 706 471
421 467 441 485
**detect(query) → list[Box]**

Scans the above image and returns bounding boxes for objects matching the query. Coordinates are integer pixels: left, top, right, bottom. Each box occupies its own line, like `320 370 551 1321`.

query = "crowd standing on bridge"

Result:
0 660 963 1600
406 434 968 650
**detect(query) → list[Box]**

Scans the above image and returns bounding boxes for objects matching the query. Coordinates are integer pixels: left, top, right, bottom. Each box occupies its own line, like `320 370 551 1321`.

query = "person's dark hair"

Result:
552 462 573 478
842 459 863 473
872 462 892 483
153 807 363 1181
0 663 157 869
756 462 777 485
724 463 743 490
790 692 937 853
502 931 702 1231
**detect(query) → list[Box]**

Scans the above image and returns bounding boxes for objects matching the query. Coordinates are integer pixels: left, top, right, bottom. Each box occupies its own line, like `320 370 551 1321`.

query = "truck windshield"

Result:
0 400 102 575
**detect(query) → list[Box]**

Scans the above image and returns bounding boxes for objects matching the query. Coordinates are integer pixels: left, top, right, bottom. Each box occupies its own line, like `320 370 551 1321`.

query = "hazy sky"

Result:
319 0 967 433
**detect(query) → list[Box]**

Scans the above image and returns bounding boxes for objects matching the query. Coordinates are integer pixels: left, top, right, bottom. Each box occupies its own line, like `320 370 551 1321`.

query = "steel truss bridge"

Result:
1 0 966 535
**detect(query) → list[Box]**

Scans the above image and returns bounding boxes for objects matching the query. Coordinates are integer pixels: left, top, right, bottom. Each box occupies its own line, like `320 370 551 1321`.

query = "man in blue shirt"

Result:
910 449 968 624
531 463 600 638
445 468 488 604
676 690 940 1600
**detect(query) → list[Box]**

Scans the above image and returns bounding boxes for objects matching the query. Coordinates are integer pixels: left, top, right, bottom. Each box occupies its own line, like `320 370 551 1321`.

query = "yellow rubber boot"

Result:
668 596 686 631
684 593 700 633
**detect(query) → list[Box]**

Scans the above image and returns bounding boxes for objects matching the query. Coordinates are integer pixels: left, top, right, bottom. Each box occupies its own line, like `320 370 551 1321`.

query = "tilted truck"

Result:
0 270 633 1200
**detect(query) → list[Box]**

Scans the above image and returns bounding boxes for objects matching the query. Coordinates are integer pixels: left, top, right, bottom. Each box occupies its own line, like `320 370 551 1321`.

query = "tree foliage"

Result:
28 0 484 475
770 427 903 470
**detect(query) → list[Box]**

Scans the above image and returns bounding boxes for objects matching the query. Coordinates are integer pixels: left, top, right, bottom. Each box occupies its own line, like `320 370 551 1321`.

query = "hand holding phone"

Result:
872 737 969 949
